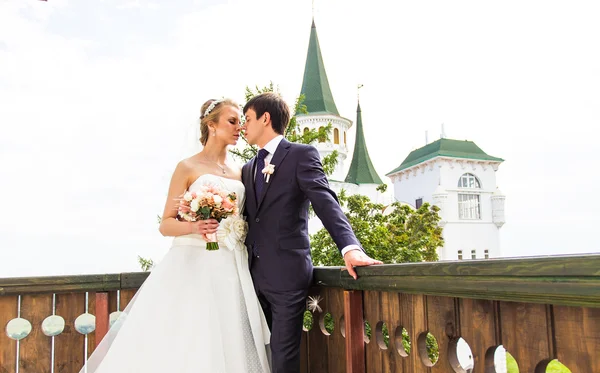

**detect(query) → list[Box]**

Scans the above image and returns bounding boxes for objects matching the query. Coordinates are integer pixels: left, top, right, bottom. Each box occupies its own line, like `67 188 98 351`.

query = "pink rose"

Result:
222 199 234 210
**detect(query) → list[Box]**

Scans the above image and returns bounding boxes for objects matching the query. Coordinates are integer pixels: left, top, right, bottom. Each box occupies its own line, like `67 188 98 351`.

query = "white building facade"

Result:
387 139 506 261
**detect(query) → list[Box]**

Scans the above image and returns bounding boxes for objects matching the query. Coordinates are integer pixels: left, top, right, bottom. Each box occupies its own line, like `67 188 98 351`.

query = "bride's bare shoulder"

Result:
171 157 203 182
177 154 206 172
172 158 193 174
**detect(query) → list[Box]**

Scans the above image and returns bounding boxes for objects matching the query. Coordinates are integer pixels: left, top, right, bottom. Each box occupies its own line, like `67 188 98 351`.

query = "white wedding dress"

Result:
82 174 271 373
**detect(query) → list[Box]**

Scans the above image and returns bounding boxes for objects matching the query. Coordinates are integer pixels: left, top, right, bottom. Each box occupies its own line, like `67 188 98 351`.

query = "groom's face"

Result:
242 108 265 146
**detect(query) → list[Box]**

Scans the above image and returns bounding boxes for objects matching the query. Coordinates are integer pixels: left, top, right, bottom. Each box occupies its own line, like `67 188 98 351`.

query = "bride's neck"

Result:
200 142 228 162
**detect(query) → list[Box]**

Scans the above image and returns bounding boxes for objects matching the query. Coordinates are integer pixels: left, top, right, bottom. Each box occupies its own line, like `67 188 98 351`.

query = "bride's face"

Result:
211 105 242 146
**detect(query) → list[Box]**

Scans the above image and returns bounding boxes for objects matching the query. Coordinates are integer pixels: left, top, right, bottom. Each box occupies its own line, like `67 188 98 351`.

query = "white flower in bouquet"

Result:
190 199 200 212
217 216 248 251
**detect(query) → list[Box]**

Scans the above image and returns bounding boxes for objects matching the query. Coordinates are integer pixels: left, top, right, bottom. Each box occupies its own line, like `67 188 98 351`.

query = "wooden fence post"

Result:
94 292 109 345
344 290 365 373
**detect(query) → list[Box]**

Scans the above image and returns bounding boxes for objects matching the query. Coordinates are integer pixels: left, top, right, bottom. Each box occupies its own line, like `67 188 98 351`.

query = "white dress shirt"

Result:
262 135 283 165
256 135 360 257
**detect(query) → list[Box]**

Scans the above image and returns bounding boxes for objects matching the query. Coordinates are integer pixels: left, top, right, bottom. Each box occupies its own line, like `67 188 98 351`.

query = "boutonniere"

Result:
262 161 275 183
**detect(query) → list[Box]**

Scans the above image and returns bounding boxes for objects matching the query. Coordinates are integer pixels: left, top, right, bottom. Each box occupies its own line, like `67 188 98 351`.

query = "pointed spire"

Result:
344 101 384 185
299 20 339 115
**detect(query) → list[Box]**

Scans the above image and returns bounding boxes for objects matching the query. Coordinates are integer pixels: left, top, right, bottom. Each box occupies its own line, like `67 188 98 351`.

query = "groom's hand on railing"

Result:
343 250 383 280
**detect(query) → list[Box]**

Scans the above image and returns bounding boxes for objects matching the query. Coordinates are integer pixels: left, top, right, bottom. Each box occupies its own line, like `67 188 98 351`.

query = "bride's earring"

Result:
213 130 216 137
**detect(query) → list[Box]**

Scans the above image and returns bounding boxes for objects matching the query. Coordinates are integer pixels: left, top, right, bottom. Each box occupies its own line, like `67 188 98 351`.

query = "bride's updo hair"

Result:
199 98 239 145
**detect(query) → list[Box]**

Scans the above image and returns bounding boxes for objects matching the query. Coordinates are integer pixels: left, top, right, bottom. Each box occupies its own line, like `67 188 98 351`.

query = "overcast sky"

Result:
1 0 598 278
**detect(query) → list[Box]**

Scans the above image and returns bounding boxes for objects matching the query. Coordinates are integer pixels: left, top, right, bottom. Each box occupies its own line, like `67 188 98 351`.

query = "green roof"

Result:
386 138 504 175
298 20 339 116
345 102 384 185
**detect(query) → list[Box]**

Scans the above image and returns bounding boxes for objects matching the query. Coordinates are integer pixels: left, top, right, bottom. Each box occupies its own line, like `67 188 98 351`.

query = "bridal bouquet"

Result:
177 185 239 250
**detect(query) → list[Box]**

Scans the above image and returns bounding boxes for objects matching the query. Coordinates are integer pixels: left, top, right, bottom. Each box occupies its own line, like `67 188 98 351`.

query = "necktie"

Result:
254 148 269 202
253 148 269 258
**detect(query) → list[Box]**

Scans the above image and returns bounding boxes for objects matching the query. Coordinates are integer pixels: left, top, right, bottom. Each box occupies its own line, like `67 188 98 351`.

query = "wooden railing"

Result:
0 254 599 372
0 274 139 373
307 254 600 373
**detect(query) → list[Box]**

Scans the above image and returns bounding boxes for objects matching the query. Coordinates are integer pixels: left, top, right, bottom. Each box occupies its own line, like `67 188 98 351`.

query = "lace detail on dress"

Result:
239 278 264 372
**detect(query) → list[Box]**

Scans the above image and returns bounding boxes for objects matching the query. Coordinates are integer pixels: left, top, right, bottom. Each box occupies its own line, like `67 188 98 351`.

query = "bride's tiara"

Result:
202 99 225 119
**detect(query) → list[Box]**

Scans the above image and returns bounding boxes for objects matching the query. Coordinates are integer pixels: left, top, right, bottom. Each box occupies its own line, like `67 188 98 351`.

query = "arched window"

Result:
458 173 481 220
344 131 347 145
303 127 309 134
458 173 481 188
318 126 325 143
333 128 340 144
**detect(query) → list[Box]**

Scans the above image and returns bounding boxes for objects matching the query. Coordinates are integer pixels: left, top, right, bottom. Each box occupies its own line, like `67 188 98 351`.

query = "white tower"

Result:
296 19 352 181
298 19 392 235
387 138 506 260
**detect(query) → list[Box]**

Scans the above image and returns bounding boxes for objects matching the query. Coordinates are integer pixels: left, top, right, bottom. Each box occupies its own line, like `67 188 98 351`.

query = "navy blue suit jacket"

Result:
242 138 361 291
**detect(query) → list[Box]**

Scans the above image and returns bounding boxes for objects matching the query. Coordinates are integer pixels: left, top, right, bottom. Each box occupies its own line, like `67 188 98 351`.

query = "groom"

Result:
241 92 382 373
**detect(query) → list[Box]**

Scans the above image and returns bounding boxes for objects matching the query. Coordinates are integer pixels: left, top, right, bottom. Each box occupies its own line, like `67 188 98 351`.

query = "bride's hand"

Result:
190 219 219 235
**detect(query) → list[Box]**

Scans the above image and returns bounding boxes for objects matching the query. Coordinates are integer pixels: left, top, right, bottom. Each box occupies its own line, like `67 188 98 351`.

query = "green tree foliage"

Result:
425 333 439 365
311 193 443 266
137 255 154 272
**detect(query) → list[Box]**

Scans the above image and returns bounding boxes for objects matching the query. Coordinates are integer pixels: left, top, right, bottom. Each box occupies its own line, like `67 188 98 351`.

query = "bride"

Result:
82 99 271 373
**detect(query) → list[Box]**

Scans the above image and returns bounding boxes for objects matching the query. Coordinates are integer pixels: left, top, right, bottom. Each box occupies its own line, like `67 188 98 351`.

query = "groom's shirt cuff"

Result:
341 245 361 257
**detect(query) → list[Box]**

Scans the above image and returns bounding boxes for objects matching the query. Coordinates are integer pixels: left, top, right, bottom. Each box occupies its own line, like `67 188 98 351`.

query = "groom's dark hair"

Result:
243 92 290 135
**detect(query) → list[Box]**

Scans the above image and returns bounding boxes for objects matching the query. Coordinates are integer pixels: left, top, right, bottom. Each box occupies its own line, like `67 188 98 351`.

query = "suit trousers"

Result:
251 256 307 373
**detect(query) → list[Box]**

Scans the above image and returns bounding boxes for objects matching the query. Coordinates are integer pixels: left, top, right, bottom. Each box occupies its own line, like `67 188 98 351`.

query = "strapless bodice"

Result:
188 174 245 211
